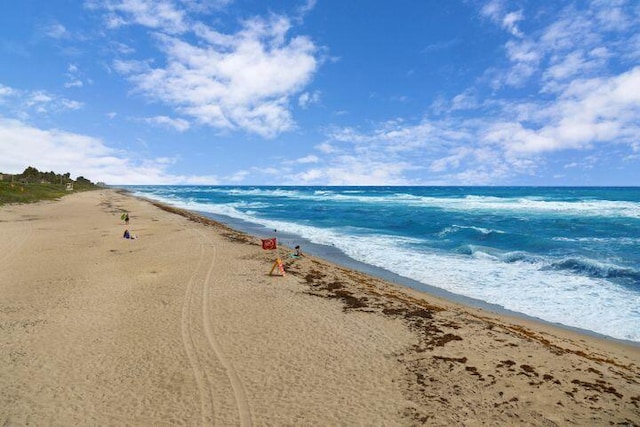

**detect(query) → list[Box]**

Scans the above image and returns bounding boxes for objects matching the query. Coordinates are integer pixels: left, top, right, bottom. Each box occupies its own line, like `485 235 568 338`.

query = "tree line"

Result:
2 166 97 186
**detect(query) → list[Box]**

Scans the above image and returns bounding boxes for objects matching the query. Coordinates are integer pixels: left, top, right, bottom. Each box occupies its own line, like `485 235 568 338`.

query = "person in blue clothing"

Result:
123 229 137 239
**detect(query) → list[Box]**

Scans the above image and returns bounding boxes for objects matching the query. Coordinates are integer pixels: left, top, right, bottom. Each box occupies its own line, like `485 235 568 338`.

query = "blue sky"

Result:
0 0 638 185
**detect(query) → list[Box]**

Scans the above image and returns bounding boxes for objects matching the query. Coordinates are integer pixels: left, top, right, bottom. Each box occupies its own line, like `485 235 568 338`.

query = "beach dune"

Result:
1 190 638 425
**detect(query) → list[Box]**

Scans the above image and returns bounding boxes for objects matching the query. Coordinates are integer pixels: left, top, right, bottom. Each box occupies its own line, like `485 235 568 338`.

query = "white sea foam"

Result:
134 191 640 342
396 195 640 219
437 225 505 237
333 235 640 342
198 187 640 219
552 236 640 245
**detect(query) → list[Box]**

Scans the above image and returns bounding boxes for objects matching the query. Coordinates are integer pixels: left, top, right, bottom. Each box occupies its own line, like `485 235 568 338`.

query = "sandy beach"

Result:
1 189 639 426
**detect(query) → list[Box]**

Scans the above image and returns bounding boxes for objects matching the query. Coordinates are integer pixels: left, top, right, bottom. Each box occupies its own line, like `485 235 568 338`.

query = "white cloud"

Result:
0 84 16 99
298 90 321 109
226 169 249 183
64 63 87 89
91 0 188 34
481 0 524 37
292 155 319 164
110 41 136 55
480 0 502 22
486 1 638 91
182 0 233 13
288 156 414 186
25 92 53 106
0 117 216 184
0 117 118 177
304 62 640 185
304 0 640 185
505 39 540 64
593 0 633 31
488 67 640 155
283 120 463 184
112 13 319 138
45 23 71 39
428 146 473 173
143 115 190 132
502 10 524 37
59 99 83 110
315 142 336 154
112 58 149 74
544 51 587 82
0 84 84 116
297 0 317 18
499 39 540 87
449 90 480 112
65 80 84 89
540 15 593 52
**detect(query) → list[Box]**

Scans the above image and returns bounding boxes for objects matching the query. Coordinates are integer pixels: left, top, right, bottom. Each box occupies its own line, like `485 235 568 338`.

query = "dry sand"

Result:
1 189 639 426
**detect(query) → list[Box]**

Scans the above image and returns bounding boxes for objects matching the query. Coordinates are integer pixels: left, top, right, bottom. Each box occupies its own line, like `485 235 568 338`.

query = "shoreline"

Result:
2 189 639 425
131 189 640 348
140 192 640 351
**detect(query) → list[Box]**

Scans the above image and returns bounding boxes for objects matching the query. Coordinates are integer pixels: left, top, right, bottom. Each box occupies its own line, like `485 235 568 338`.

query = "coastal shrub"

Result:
0 166 98 205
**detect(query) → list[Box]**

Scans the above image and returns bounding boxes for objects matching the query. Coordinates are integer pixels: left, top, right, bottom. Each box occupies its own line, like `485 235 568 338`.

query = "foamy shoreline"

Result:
133 189 640 348
1 189 639 425
124 185 640 344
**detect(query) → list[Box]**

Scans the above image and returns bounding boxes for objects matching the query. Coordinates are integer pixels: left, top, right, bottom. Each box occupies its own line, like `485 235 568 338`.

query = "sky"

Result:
0 0 639 186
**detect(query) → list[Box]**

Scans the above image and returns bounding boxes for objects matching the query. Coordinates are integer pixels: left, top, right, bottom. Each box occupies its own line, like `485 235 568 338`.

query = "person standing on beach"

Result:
124 213 129 225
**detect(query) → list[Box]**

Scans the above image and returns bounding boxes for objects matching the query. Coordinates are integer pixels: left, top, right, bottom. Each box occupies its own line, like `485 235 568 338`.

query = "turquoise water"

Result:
126 186 640 342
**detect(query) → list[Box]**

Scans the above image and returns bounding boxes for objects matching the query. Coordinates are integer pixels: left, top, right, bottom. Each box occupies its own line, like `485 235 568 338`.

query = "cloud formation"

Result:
97 0 320 138
142 115 190 132
292 1 640 185
0 83 83 117
0 117 216 184
1 1 637 186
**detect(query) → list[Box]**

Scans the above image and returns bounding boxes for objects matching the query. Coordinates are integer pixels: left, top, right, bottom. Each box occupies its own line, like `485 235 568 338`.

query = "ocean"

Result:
125 186 640 343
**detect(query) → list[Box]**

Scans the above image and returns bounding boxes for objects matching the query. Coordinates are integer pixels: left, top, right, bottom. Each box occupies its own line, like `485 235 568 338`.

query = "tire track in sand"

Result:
182 229 253 427
181 229 216 425
194 228 254 427
202 236 252 427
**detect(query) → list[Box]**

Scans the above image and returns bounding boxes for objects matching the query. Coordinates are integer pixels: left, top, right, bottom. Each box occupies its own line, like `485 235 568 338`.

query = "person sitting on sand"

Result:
287 245 302 258
288 245 302 258
123 229 137 239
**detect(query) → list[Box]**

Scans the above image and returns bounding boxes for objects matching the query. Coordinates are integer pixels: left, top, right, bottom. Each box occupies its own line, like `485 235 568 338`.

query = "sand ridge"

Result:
1 189 639 425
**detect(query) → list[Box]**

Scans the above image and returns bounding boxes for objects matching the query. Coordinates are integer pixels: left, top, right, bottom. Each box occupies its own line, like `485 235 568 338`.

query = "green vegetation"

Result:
0 166 100 205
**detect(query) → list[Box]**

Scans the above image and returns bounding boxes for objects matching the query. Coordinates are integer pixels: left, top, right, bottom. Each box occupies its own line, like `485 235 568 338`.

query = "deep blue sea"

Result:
126 186 640 343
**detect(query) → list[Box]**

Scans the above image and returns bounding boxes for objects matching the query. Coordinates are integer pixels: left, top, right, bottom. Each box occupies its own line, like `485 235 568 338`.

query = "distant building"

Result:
66 182 74 191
